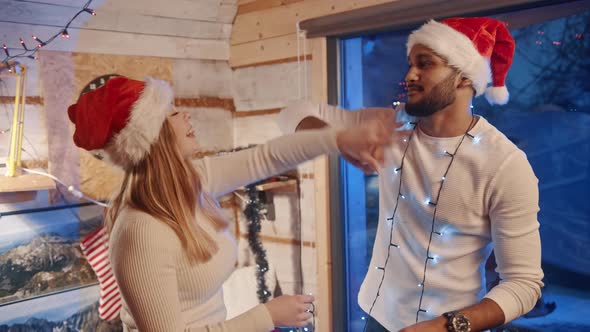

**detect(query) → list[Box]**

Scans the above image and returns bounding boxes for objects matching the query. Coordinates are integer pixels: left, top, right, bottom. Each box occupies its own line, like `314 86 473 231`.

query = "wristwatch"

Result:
442 311 471 332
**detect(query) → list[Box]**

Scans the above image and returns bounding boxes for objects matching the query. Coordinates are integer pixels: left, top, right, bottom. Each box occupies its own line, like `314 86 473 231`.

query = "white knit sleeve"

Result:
277 100 364 134
484 149 544 323
193 128 339 198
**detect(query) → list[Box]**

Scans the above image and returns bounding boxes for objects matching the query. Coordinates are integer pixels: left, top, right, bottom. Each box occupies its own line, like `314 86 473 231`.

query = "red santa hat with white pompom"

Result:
407 17 515 105
68 76 173 169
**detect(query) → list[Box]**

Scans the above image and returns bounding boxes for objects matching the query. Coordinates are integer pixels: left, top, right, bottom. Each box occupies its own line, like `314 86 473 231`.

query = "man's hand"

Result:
399 316 447 332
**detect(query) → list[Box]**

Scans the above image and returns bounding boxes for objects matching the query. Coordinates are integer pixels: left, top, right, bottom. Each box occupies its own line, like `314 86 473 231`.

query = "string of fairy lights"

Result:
363 113 478 332
1 0 96 69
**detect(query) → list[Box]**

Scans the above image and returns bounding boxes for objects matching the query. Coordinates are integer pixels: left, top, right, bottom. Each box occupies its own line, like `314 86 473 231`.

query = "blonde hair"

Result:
106 120 227 263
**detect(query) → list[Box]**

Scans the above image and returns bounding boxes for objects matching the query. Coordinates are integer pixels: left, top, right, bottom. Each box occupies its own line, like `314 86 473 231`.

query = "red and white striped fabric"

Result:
80 226 122 321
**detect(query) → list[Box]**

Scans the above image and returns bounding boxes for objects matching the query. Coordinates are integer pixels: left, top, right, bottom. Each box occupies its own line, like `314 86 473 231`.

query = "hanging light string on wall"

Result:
21 167 107 207
363 113 478 332
296 23 310 101
1 0 96 68
288 22 316 332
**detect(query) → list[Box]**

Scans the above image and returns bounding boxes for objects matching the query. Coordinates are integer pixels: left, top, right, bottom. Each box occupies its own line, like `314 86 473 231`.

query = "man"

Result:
278 17 543 332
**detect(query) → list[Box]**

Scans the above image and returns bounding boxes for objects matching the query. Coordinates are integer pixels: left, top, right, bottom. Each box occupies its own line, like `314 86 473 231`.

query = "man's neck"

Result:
417 101 475 137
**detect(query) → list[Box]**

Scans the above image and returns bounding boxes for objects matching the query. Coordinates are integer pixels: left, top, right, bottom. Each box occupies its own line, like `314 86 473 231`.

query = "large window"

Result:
338 5 590 332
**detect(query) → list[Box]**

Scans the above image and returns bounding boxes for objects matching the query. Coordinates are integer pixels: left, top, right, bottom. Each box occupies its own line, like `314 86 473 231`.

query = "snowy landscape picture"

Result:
0 284 122 331
0 205 103 306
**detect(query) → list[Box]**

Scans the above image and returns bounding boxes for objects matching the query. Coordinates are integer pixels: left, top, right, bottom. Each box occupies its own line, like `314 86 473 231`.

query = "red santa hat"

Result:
68 76 173 169
407 17 515 105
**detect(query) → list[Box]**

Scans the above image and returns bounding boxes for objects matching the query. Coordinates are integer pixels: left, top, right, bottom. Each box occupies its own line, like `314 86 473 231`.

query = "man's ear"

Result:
458 76 473 89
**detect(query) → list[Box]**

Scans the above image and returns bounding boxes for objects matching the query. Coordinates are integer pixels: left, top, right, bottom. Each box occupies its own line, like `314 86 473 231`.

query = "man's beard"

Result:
405 73 457 117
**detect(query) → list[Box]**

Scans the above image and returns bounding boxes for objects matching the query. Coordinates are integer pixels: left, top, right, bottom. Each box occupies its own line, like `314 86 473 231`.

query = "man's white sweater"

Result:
279 102 544 331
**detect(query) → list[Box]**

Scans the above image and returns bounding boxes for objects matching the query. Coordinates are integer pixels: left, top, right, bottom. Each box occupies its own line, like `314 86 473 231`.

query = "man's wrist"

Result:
442 311 472 332
433 315 449 330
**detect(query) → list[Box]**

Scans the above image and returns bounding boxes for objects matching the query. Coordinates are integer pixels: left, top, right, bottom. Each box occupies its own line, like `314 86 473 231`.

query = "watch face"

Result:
452 315 471 332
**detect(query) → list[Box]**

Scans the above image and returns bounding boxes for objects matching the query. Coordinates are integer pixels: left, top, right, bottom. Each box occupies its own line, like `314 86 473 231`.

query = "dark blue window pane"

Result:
339 8 590 332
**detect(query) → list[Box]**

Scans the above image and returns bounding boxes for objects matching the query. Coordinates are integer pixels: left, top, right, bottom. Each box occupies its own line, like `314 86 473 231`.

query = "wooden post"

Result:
4 64 27 177
310 36 333 332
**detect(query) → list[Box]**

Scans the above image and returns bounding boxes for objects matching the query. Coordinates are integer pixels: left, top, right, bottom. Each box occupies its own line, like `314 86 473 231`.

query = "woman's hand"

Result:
337 118 407 173
264 294 315 327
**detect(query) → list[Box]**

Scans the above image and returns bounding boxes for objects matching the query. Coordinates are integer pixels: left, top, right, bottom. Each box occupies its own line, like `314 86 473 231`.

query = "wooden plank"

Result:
14 0 232 23
1 1 232 40
173 59 233 99
21 159 48 169
233 108 281 117
229 33 306 68
14 0 95 7
0 96 43 105
1 22 229 60
0 174 56 192
233 60 311 111
239 233 316 248
237 0 304 15
218 2 239 24
175 97 235 111
99 0 226 22
310 37 332 332
231 0 396 45
0 190 37 203
0 61 16 72
254 178 297 191
232 54 311 69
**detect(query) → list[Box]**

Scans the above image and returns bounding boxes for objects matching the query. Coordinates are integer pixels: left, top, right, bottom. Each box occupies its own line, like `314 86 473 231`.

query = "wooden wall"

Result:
229 1 398 330
230 0 394 68
1 0 234 60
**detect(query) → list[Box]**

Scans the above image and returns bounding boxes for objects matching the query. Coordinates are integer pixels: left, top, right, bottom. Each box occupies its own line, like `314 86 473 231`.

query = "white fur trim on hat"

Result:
485 85 509 105
407 20 491 97
109 77 173 169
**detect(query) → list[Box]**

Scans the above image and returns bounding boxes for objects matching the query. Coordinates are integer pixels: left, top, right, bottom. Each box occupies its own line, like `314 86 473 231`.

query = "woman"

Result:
68 76 393 332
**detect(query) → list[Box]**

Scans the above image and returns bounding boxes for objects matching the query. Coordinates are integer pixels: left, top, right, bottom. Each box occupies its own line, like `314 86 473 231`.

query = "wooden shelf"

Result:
254 179 297 193
0 174 56 193
236 179 298 194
